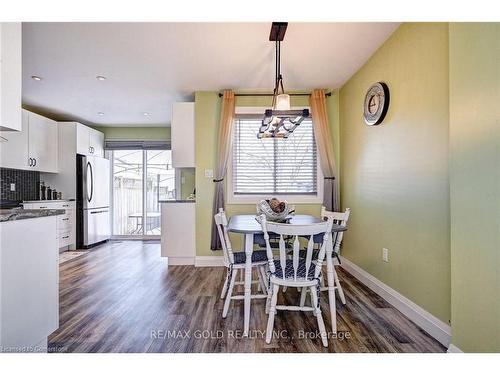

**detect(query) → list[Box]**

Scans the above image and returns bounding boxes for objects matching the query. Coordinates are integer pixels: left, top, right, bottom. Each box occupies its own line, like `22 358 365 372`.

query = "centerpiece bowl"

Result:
256 198 290 222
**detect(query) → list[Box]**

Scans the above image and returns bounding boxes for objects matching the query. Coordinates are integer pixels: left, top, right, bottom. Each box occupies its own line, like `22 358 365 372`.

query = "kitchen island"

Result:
0 208 63 352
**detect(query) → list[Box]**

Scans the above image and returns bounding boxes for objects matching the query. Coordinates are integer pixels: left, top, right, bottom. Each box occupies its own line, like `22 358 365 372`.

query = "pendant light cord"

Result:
272 40 285 109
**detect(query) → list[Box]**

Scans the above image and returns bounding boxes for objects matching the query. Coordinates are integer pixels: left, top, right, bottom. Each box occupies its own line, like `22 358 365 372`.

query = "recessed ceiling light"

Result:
143 112 150 116
31 75 42 81
97 112 105 116
96 75 107 81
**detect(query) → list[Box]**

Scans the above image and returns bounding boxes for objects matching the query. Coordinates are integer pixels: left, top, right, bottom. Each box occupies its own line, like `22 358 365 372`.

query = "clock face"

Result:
363 82 390 126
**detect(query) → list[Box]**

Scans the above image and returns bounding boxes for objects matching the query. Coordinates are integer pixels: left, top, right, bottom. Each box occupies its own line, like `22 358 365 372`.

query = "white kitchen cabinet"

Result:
0 23 22 131
76 123 104 157
76 122 90 155
41 122 104 201
0 110 29 169
0 110 58 172
161 201 196 265
23 201 76 250
171 102 195 168
89 127 104 157
0 215 59 350
28 111 58 173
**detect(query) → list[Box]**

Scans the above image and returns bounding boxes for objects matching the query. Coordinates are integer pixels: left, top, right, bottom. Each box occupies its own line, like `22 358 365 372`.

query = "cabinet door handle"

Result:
62 204 69 207
62 218 69 221
62 235 69 239
39 206 47 209
29 157 33 166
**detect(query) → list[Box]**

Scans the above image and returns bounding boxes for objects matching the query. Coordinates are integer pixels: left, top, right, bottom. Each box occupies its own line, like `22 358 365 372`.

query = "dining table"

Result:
227 214 347 336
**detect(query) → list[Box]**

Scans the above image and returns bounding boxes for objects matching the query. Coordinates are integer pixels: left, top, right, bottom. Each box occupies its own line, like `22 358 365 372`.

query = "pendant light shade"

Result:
274 94 291 110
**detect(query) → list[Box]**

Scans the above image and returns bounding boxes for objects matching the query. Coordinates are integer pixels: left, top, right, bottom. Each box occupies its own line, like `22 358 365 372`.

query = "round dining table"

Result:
227 214 347 336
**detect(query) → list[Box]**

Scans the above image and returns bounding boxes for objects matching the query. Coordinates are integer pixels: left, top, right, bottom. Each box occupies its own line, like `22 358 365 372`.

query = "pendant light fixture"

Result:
258 22 309 139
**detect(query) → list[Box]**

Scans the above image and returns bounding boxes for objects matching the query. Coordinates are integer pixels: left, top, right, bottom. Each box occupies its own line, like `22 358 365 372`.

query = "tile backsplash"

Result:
0 168 40 201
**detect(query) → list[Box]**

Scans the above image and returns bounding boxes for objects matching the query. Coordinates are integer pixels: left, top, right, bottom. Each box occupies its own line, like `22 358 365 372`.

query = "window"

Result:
229 114 321 203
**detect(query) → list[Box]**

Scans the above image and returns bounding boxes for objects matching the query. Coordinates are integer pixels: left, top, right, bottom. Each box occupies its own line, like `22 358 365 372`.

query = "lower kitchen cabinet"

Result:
0 215 60 350
23 200 76 250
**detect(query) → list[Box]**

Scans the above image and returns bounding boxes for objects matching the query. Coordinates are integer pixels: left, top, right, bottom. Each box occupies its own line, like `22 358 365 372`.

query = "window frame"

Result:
227 107 323 205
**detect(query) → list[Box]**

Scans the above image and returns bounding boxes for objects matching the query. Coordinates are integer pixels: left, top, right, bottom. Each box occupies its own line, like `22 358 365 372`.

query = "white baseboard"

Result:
339 256 452 348
447 344 463 353
166 257 195 266
195 256 225 267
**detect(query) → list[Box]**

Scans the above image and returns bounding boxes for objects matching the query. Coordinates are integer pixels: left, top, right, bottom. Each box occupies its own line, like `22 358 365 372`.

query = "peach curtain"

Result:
309 89 339 211
211 90 236 250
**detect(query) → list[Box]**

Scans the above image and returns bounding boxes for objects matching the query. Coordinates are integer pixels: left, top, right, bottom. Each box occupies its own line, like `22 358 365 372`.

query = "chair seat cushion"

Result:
233 250 268 264
272 259 319 280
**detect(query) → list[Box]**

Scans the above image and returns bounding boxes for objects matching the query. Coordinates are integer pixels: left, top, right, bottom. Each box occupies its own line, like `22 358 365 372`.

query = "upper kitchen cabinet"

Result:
0 110 58 172
0 110 29 169
0 23 22 131
28 111 58 173
171 102 195 168
76 123 104 157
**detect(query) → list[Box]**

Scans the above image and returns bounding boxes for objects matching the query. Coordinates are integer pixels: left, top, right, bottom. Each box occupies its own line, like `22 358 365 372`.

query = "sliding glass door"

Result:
111 149 175 238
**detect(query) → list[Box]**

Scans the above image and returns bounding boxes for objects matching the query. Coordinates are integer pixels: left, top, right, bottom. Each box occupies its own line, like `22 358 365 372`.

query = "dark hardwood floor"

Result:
48 240 446 353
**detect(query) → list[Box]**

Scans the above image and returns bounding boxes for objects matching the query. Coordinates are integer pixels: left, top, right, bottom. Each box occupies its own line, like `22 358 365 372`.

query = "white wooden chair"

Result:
319 206 350 304
214 209 268 318
297 207 350 334
260 215 334 347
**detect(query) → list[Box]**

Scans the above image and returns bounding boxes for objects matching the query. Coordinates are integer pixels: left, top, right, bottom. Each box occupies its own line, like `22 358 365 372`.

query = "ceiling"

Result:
22 22 400 127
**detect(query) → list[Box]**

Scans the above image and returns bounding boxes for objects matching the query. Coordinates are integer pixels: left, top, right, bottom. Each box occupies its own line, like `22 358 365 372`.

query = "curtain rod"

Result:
218 92 332 98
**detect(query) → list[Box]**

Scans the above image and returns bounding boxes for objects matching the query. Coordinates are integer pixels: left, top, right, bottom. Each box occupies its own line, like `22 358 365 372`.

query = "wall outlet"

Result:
10 183 16 192
382 248 389 263
204 169 214 178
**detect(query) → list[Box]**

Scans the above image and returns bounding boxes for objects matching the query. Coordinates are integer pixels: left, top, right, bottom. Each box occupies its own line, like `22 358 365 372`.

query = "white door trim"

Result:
339 256 452 348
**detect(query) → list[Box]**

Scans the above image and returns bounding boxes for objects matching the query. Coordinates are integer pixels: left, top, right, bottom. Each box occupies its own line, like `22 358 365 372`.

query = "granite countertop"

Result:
159 199 196 203
23 199 75 203
0 208 66 222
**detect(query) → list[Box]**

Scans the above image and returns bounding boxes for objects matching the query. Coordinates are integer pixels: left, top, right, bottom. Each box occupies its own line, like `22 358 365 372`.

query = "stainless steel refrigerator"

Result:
76 154 111 248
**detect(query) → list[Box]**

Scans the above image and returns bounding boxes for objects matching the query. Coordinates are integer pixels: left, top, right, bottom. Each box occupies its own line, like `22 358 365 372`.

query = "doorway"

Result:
110 149 176 238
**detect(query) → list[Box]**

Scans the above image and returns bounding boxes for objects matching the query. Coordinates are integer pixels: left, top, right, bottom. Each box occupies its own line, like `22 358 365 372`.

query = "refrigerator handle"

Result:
87 161 94 203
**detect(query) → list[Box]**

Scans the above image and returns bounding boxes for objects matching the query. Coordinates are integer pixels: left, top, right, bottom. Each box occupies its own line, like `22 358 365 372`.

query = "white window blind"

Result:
232 116 317 195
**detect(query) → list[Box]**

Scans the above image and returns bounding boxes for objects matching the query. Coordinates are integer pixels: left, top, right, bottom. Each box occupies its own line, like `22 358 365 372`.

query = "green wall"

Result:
93 126 170 141
339 23 451 323
449 23 500 352
194 91 340 256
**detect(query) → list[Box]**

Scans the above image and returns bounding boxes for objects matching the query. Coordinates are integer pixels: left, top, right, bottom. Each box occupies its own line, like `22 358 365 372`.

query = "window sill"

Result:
227 194 323 205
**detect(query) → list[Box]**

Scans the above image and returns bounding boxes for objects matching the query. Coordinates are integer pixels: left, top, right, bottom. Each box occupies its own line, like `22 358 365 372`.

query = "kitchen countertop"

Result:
0 208 66 222
159 200 196 203
23 199 75 203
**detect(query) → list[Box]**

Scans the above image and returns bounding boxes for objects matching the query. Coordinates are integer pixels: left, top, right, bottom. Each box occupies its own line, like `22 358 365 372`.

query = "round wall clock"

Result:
363 82 390 126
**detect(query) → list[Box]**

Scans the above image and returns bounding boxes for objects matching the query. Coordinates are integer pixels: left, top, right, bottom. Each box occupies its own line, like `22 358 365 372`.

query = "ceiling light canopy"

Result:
97 112 105 116
96 75 107 81
258 22 309 139
31 75 42 81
